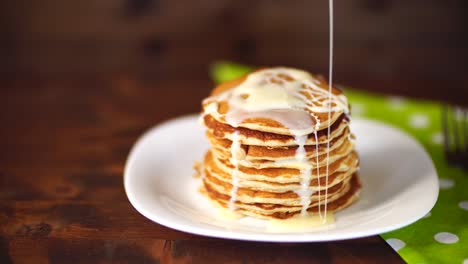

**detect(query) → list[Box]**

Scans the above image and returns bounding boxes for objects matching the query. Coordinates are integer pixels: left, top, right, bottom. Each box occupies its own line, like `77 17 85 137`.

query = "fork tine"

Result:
442 105 468 170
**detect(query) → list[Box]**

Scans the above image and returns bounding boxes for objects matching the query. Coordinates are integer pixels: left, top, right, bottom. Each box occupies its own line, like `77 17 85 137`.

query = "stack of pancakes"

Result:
197 67 361 220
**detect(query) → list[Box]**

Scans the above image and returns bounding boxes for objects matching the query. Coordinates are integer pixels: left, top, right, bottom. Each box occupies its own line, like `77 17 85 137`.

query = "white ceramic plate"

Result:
124 115 438 242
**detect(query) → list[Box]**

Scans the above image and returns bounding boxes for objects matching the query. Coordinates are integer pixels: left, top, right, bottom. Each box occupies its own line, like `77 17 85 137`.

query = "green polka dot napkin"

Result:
343 90 467 264
210 62 468 264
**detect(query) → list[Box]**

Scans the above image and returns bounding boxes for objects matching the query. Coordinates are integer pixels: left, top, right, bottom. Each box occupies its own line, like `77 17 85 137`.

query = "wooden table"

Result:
4 74 459 263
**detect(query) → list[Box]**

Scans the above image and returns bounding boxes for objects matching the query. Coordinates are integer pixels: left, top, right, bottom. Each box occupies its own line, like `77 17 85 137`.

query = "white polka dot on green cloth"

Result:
439 178 455 190
434 232 459 244
387 96 407 109
386 238 406 251
351 103 365 116
431 132 443 145
463 259 468 264
409 114 430 129
459 201 468 211
455 107 465 121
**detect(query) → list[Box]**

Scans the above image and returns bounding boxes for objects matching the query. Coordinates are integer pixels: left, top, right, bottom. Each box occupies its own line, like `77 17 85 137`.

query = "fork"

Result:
442 105 468 170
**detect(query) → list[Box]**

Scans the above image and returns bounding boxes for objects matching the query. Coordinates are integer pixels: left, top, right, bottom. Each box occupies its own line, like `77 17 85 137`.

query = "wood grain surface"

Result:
0 75 409 263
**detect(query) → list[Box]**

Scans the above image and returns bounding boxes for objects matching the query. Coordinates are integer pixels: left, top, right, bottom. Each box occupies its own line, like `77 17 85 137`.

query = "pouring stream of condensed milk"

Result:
324 0 334 224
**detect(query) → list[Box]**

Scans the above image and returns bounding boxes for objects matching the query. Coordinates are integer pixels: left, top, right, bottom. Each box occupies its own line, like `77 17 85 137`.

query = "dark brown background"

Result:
1 0 468 103
0 0 467 263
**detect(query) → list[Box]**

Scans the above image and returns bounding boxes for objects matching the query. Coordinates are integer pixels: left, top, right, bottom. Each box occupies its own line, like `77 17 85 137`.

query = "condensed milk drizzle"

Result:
228 131 242 210
293 135 314 216
314 129 322 218
203 68 348 136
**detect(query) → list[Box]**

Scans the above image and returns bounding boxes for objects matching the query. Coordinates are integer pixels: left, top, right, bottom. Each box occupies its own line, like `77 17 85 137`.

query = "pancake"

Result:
201 173 362 219
196 67 361 221
203 69 348 136
204 150 359 185
209 132 356 169
206 159 357 194
203 113 350 147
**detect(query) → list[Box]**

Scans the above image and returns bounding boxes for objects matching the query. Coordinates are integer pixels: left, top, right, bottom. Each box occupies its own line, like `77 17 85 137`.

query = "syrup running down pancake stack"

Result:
197 67 361 220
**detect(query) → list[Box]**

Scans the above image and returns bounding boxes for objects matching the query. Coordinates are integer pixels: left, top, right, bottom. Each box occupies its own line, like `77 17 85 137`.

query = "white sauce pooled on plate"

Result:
267 213 335 233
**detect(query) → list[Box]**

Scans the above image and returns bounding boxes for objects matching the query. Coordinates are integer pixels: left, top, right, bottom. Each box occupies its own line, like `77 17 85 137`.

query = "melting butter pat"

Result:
267 213 335 233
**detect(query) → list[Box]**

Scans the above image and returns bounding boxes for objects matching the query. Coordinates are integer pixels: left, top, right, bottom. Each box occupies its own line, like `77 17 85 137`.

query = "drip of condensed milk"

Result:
228 131 242 211
313 130 322 218
293 135 314 216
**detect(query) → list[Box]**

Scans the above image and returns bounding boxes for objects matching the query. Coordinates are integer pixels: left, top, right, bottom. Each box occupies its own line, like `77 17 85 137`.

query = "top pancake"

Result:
202 67 349 136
